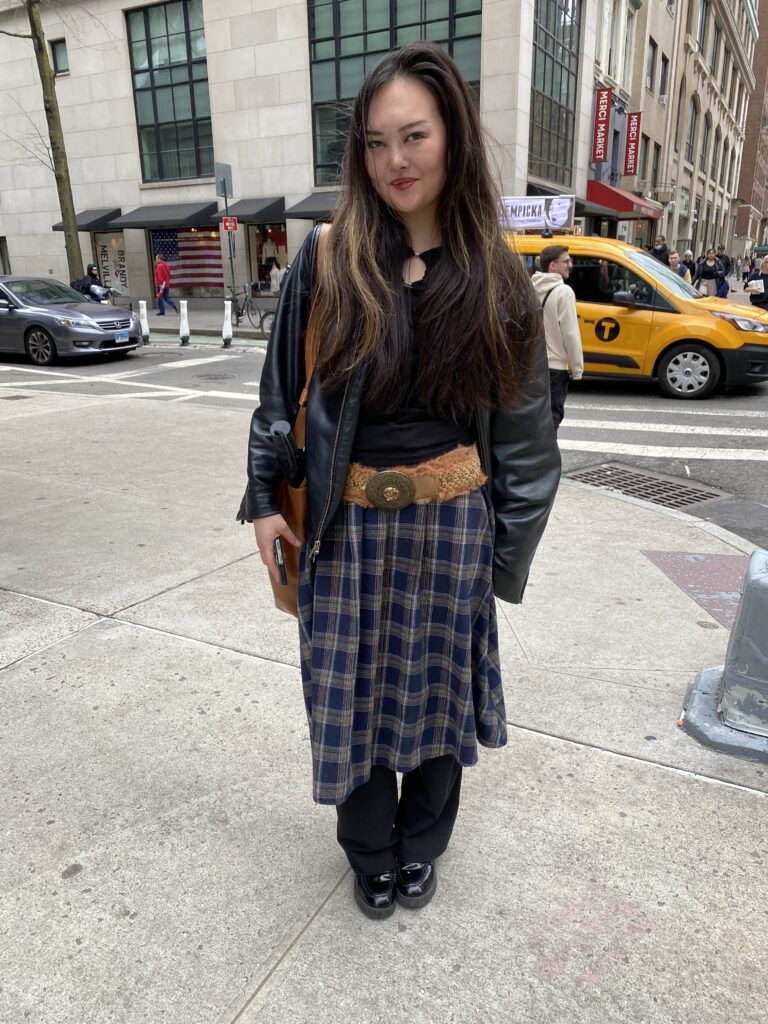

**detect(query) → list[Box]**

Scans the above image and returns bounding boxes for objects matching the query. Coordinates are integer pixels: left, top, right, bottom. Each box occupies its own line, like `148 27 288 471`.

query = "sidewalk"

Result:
1 387 767 1023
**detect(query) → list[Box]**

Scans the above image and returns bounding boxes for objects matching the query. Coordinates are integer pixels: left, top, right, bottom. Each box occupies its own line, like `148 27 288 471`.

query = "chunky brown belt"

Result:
344 444 486 511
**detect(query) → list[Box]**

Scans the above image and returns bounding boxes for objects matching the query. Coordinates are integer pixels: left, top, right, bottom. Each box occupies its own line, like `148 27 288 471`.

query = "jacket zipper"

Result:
310 373 353 563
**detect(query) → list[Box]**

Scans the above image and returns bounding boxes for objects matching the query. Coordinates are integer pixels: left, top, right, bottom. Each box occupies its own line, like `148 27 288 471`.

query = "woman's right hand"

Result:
253 514 302 586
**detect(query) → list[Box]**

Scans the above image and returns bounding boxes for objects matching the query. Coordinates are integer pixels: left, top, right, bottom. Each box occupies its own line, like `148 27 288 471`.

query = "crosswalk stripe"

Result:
558 439 768 461
567 401 767 419
563 419 768 439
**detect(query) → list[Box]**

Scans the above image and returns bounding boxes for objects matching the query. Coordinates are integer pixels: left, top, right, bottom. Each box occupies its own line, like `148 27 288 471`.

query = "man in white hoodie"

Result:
531 245 584 433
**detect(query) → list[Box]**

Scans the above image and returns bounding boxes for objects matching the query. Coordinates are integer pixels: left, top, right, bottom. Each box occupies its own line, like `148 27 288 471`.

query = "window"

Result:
659 54 669 98
568 256 654 307
710 128 721 178
646 37 657 91
607 0 620 77
308 0 482 186
652 143 661 188
727 150 736 192
709 21 720 72
674 76 686 151
50 38 69 74
639 134 649 180
528 0 583 187
699 116 710 174
684 98 698 165
720 49 729 91
721 140 729 188
729 70 738 109
696 0 709 50
126 0 213 182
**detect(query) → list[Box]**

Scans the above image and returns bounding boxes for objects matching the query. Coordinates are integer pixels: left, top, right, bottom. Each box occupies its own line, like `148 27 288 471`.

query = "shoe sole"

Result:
354 883 396 920
395 875 437 910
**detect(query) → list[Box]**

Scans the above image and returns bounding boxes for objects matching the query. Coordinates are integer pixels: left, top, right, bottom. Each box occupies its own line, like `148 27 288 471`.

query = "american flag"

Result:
151 228 224 288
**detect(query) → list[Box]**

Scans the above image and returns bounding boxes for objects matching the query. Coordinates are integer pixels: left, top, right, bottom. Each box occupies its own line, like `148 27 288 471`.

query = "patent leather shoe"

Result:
395 861 436 908
353 870 397 919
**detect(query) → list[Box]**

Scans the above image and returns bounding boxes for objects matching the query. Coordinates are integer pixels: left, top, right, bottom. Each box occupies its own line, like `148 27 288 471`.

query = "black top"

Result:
351 246 474 467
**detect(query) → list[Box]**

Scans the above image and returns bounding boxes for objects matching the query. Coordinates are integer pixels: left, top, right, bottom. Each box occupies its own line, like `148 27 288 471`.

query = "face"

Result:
364 76 448 227
550 252 572 279
707 249 715 259
655 236 664 247
669 253 680 268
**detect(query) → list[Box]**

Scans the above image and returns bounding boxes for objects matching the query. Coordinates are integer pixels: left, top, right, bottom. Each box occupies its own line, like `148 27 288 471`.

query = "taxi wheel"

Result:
25 328 57 366
657 343 720 399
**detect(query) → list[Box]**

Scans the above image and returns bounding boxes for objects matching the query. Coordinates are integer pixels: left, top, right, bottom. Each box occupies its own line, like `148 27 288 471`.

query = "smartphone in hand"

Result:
274 537 288 586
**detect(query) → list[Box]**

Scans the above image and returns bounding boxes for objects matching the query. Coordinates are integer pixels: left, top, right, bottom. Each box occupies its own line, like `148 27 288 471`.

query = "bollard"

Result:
222 299 233 349
138 300 150 346
179 300 190 347
682 548 768 761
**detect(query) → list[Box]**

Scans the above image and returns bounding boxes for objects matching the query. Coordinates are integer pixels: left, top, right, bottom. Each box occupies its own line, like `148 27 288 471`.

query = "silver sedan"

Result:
0 276 142 366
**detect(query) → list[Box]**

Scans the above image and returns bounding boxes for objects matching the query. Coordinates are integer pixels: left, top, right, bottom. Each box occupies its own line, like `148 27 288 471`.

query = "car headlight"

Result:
711 311 768 333
54 315 97 328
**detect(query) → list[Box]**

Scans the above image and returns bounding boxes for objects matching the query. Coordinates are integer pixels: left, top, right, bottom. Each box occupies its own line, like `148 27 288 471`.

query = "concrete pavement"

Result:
1 386 767 1023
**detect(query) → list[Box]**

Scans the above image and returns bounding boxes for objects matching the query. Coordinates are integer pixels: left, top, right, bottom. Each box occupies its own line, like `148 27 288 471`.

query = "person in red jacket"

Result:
153 253 178 315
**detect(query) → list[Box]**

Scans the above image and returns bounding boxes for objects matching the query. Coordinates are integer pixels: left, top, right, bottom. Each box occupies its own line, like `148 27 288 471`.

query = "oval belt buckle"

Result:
365 470 415 511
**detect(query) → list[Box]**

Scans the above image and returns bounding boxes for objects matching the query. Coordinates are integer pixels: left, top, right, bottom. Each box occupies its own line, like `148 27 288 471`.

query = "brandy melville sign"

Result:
623 112 642 176
498 195 576 232
592 88 612 163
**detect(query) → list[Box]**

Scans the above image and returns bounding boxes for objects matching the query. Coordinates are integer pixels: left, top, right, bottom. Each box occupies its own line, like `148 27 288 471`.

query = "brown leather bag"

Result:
270 225 328 617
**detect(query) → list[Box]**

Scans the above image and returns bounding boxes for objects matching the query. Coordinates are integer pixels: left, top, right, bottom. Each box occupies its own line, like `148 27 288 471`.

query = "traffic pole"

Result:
138 299 150 346
222 299 232 349
179 300 190 347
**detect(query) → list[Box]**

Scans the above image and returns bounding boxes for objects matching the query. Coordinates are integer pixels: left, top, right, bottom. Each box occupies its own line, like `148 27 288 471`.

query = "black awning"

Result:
51 208 122 232
216 197 285 223
109 201 219 229
284 191 339 221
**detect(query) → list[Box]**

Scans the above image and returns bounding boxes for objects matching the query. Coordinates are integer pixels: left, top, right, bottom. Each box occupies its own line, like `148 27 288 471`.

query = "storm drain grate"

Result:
0 394 32 401
194 372 239 382
565 462 729 510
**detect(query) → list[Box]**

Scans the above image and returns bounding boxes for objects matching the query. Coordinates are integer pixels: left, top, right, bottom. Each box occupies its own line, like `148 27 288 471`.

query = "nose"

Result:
388 141 408 171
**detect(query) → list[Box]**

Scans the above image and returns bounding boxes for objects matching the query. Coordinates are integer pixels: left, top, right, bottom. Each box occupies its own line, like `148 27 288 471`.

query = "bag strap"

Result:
541 285 559 310
294 224 329 448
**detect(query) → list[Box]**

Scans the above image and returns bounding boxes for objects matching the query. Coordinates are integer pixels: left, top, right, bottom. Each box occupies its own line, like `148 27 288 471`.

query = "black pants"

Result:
549 369 570 433
335 755 462 874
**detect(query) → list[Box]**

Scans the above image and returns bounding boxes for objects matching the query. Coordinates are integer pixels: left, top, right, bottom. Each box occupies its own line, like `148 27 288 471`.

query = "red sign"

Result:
222 216 238 232
623 112 642 176
592 88 612 163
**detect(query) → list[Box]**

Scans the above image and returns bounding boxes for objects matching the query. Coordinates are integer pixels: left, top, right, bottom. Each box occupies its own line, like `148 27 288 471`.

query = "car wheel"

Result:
657 343 720 399
25 328 57 366
260 310 275 339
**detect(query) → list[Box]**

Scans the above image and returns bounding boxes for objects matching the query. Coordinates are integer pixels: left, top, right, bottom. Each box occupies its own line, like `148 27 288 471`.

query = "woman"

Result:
682 250 696 279
238 43 560 919
745 255 768 308
692 248 725 296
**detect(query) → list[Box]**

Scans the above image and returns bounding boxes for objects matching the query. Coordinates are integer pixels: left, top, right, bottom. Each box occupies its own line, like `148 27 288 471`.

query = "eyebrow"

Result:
366 119 429 136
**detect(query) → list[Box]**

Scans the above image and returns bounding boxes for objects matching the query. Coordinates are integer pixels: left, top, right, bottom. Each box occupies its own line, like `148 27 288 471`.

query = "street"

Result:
3 342 766 548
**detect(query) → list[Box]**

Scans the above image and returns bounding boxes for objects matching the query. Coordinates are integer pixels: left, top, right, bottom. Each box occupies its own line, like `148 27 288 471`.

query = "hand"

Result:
253 514 301 586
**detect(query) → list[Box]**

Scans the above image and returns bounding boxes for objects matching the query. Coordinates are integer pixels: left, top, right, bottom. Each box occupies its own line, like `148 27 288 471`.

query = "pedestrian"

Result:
682 249 696 278
668 249 692 284
745 255 768 308
238 41 560 919
716 245 732 278
692 247 725 296
530 245 583 432
648 233 670 265
735 256 742 279
153 252 177 315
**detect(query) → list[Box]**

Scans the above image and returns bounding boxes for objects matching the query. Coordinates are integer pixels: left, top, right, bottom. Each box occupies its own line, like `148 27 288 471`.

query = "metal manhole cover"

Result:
0 394 32 401
194 372 239 382
565 462 729 509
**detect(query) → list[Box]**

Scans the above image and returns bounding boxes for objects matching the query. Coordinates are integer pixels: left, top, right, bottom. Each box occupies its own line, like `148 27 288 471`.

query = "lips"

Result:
391 178 416 190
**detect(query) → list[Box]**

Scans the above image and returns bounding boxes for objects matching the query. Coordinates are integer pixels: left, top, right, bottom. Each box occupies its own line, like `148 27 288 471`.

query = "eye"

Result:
406 131 426 142
365 139 382 150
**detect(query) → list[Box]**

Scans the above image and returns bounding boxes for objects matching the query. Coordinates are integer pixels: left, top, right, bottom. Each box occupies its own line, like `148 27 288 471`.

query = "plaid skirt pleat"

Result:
297 486 506 806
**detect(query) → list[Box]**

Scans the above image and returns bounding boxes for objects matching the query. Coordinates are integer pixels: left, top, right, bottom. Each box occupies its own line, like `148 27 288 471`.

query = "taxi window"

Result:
568 257 654 307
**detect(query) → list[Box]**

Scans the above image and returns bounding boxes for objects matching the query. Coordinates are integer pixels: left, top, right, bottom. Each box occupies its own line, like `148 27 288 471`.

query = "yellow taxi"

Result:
509 234 768 399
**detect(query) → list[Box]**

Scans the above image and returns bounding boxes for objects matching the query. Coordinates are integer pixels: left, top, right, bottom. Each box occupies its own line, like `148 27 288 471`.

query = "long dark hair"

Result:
313 42 539 416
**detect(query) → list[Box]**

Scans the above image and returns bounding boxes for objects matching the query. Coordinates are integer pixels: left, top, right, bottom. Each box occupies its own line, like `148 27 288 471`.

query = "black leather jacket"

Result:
237 227 561 604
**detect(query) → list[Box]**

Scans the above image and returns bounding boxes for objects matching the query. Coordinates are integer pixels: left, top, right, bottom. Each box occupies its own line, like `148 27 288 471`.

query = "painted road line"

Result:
241 382 260 387
563 419 768 439
567 402 768 419
558 439 768 460
155 355 235 369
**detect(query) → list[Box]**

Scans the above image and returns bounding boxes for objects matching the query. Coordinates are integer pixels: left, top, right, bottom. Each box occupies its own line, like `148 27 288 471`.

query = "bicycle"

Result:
227 283 276 339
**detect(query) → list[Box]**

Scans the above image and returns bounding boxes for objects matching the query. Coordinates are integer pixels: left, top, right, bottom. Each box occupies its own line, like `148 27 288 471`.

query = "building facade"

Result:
0 0 758 301
735 0 768 257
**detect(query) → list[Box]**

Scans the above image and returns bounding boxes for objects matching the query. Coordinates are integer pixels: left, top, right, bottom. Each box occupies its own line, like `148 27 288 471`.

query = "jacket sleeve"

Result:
489 334 562 604
235 227 318 521
557 289 583 379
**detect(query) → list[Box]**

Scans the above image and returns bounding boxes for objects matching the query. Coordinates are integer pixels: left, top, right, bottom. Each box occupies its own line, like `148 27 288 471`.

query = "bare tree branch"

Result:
0 127 54 172
0 28 33 38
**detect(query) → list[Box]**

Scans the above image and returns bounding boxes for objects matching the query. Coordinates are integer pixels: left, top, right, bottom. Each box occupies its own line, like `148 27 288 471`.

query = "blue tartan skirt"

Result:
297 485 507 805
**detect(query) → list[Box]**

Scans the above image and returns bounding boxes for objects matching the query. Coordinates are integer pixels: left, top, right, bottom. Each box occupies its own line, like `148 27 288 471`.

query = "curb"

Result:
560 477 757 556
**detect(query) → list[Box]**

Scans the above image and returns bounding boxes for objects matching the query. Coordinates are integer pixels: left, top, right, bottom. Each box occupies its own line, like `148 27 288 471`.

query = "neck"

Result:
401 208 440 255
